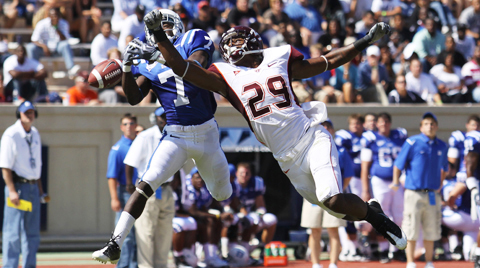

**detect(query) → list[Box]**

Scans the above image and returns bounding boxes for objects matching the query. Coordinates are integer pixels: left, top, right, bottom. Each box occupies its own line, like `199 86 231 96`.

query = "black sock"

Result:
362 204 382 227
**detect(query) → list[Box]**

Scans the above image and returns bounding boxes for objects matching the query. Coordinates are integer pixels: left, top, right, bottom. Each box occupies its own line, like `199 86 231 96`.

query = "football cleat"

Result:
92 235 121 264
368 199 407 250
175 256 194 268
206 256 230 268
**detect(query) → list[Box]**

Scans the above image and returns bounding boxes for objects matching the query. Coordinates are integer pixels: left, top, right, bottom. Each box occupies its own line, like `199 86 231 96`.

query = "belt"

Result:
411 189 434 192
164 118 215 133
13 173 38 185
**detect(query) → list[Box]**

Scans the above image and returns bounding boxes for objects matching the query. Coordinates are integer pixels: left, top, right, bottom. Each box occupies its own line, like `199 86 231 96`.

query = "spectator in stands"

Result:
118 5 146 53
453 23 475 61
462 46 480 103
227 0 257 28
380 44 395 79
0 34 11 70
3 45 48 103
192 1 216 32
318 19 345 49
140 0 169 13
172 3 192 31
389 30 408 74
90 21 118 66
459 0 480 40
388 74 425 103
0 73 5 102
357 45 390 105
65 71 99 105
70 0 102 43
35 91 63 103
430 53 466 103
111 0 140 33
334 38 363 103
355 11 376 36
262 0 290 34
412 17 445 72
349 0 374 22
284 0 323 47
436 35 466 68
3 0 35 28
392 14 414 42
392 112 448 268
26 8 81 80
405 58 441 103
371 0 402 22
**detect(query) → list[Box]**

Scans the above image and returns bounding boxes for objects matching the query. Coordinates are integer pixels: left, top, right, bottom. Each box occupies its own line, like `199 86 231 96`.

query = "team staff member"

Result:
107 113 138 268
124 107 175 268
392 112 448 268
1 101 48 268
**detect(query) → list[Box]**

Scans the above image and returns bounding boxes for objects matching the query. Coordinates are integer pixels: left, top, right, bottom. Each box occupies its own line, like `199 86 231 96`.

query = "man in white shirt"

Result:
462 45 480 103
405 58 441 103
118 5 146 53
91 21 118 66
1 101 48 268
124 107 175 268
3 45 48 102
25 8 80 79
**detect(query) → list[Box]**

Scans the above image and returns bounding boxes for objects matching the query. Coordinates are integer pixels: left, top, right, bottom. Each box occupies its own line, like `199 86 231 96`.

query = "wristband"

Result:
256 207 266 215
153 29 169 43
123 65 131 72
353 35 371 51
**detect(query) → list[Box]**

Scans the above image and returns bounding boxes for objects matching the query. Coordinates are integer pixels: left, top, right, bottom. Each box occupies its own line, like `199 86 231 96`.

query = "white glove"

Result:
367 22 391 44
144 10 163 30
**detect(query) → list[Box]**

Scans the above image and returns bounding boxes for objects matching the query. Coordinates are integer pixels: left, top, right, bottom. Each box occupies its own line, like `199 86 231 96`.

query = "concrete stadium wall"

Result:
0 104 478 240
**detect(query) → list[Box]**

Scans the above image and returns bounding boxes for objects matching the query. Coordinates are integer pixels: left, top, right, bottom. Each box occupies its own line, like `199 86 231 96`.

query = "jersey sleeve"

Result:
394 138 414 170
289 46 304 66
180 29 215 64
339 148 355 179
464 134 480 155
360 131 375 149
106 147 120 179
334 129 352 150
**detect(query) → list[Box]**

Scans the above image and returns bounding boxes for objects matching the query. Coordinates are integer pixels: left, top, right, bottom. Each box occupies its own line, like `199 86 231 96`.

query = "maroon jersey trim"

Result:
287 46 304 107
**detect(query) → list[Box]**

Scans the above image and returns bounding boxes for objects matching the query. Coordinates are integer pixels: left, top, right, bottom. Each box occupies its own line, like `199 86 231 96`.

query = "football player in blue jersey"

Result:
447 115 480 180
442 164 480 262
463 129 480 268
360 112 407 263
235 163 278 252
92 9 232 265
186 168 233 268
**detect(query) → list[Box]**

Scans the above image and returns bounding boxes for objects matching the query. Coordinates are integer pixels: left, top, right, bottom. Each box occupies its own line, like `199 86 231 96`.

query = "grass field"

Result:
0 251 471 268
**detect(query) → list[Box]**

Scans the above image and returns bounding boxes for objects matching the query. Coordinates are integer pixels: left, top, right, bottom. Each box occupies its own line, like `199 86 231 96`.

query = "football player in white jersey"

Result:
140 10 407 251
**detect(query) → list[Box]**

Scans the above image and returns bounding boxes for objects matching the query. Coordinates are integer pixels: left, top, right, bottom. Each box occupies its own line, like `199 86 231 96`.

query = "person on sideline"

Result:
124 107 175 268
392 112 448 268
1 101 49 268
107 113 139 268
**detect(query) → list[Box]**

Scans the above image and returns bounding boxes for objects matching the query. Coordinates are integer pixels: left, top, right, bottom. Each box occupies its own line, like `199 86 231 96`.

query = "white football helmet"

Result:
145 8 185 45
227 245 250 267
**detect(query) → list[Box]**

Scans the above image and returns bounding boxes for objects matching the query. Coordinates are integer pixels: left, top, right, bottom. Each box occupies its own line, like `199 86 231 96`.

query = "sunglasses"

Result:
122 122 137 126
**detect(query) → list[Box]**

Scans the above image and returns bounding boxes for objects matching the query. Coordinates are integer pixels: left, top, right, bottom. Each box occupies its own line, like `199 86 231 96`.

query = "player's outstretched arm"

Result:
291 22 391 80
144 10 229 96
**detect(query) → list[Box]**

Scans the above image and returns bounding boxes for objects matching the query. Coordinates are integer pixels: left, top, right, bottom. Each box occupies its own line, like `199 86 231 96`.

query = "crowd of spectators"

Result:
2 0 480 105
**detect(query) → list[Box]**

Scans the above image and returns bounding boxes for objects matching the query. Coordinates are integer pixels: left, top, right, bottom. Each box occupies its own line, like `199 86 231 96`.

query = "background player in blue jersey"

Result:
93 10 232 265
447 115 480 180
360 112 407 263
463 129 480 268
186 168 233 268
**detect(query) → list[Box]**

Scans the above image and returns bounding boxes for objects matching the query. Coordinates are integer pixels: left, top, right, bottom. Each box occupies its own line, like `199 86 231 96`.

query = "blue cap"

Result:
17 101 36 113
155 107 165 117
228 164 236 177
48 92 62 103
324 118 333 128
189 167 199 176
422 112 437 122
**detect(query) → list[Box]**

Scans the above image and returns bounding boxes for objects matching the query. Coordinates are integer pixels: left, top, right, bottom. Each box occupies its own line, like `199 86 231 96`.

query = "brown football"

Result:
88 59 123 89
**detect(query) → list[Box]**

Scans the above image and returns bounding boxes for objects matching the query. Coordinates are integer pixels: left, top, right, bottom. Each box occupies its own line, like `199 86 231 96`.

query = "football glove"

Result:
124 38 164 63
144 9 163 31
366 22 391 44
